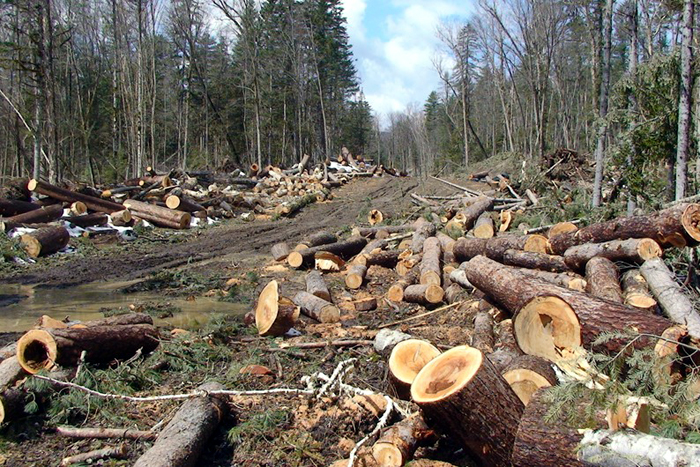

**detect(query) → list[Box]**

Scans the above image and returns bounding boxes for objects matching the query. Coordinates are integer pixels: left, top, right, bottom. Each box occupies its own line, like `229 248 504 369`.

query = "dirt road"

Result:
4 176 429 287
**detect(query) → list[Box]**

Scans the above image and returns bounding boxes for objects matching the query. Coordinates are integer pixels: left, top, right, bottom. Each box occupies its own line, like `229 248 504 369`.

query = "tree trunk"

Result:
292 291 340 323
454 234 548 263
133 382 228 467
459 196 494 231
287 237 367 269
410 218 436 254
352 225 412 238
676 0 694 200
563 238 662 271
297 230 337 249
0 199 41 217
387 272 419 302
305 270 331 302
502 249 570 273
28 179 123 213
585 257 623 303
20 225 70 257
2 203 63 227
123 199 191 229
420 237 442 286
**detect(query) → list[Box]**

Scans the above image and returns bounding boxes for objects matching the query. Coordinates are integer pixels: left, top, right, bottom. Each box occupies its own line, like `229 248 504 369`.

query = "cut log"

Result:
56 426 156 440
271 243 291 262
354 297 377 312
454 234 547 263
0 387 26 424
64 213 109 228
306 270 331 302
488 319 524 372
641 257 700 339
69 202 87 216
403 284 444 305
465 255 677 361
16 324 159 374
2 203 64 227
314 251 345 272
396 253 422 276
499 211 512 232
448 268 473 291
345 264 368 289
298 230 338 248
275 193 317 216
352 225 411 238
20 226 70 257
518 269 587 291
501 355 557 405
293 291 340 323
387 272 419 302
133 382 227 467
420 237 442 286
164 195 204 213
471 312 495 354
368 209 384 225
410 218 436 253
473 212 495 239
548 221 579 238
362 249 402 268
28 179 124 213
412 346 524 467
549 203 700 255
459 196 494 230
445 213 467 239
621 269 657 310
585 257 623 303
0 356 26 393
0 198 41 216
287 236 367 269
123 199 191 229
563 238 662 271
372 414 434 467
502 249 571 273
443 283 466 304
255 281 300 336
388 339 440 400
109 210 132 226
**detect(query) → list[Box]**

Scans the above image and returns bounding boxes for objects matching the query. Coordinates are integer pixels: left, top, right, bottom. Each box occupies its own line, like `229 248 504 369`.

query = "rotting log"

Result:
403 284 443 305
372 414 435 467
271 243 291 262
471 312 495 354
410 218 436 253
28 179 124 213
464 255 678 362
255 281 299 336
585 257 623 303
388 339 440 400
133 382 227 467
20 226 70 257
622 269 657 310
387 272 419 302
501 355 557 405
123 199 191 229
473 212 495 239
502 249 571 273
345 264 368 289
2 203 64 229
641 257 700 339
306 270 331 302
563 238 662 271
549 203 700 255
420 237 442 286
287 236 367 269
0 198 41 217
293 291 340 323
412 346 524 467
16 324 159 374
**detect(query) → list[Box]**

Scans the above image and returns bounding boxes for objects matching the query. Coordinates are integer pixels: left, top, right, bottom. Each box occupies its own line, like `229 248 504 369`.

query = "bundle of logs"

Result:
0 153 401 257
258 196 700 466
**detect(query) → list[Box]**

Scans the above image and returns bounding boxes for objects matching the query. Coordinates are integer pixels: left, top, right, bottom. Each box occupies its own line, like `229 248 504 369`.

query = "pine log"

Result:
473 212 495 239
471 312 495 354
109 210 132 226
0 356 26 393
641 257 700 339
314 251 345 271
621 269 657 310
64 213 109 228
271 243 291 261
403 284 444 305
16 324 159 374
133 382 227 467
444 283 467 304
563 238 662 271
275 193 317 216
501 355 557 405
454 234 548 263
448 268 473 291
410 218 436 253
445 213 467 239
0 198 41 216
396 253 421 276
123 199 191 229
298 230 338 248
20 225 70 257
519 269 587 291
293 291 340 323
372 414 435 467
255 281 299 336
354 297 377 312
69 202 87 216
78 313 154 327
585 257 623 303
352 225 412 238
306 270 331 302
420 237 442 286
549 203 700 255
459 196 494 230
488 319 524 373
362 249 402 268
28 179 124 213
412 346 524 467
0 387 27 425
388 339 441 400
464 255 677 361
387 272 419 302
345 264 368 289
164 195 204 213
2 203 64 227
287 236 367 269
502 249 571 273
548 221 579 238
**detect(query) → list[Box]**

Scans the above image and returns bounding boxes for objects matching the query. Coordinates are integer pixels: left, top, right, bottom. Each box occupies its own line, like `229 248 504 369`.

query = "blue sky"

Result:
339 0 474 119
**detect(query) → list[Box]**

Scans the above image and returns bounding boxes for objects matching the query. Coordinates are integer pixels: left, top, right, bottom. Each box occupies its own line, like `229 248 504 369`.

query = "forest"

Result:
0 0 696 206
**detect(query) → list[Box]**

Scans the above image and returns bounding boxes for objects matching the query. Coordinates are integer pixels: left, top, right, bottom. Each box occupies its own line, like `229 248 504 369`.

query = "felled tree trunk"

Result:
296 230 337 249
133 382 228 467
488 319 524 373
410 218 436 253
454 234 548 262
372 414 435 467
305 270 331 302
412 346 524 467
518 269 587 291
387 272 418 302
585 257 623 303
621 269 657 310
641 257 700 339
287 236 367 269
0 198 41 216
16 324 159 373
2 203 63 228
471 312 494 354
0 387 26 424
459 196 494 230
473 212 495 239
123 199 191 229
64 213 109 228
255 281 299 336
271 243 291 262
388 339 441 400
420 237 442 286
28 179 124 213
361 249 402 268
501 355 557 406
502 249 570 273
164 195 204 213
549 203 700 255
464 255 677 362
109 210 132 226
345 264 368 289
20 226 70 257
293 291 340 323
352 225 412 238
563 238 662 271
0 356 26 393
403 284 444 305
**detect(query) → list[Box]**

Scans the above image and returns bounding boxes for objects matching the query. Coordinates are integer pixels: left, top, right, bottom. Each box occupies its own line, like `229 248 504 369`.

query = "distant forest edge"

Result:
0 0 697 206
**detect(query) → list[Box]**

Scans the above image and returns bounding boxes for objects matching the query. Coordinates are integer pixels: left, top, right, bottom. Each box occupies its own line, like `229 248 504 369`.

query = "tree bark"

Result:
123 199 191 229
563 238 662 271
410 218 436 253
297 230 338 248
459 196 494 231
471 311 495 354
502 249 570 273
20 225 70 257
420 237 442 286
28 179 123 213
675 0 694 200
387 272 419 302
287 236 367 269
585 257 623 303
305 270 331 302
455 234 548 263
293 291 340 323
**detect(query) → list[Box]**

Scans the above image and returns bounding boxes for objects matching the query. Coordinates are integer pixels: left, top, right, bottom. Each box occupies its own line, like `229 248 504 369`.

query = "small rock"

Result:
373 329 412 353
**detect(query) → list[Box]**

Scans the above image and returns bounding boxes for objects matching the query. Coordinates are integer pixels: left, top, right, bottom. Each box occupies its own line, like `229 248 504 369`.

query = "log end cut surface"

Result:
514 296 581 363
255 281 299 336
16 329 58 373
389 339 441 387
682 204 700 242
411 346 481 403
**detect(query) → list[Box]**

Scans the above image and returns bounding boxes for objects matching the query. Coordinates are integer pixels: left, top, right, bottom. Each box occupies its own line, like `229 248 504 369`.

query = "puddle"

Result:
0 281 249 332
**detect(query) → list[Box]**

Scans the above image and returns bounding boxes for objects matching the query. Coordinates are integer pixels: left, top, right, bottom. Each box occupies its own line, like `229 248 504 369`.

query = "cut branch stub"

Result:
255 280 299 336
412 346 524 467
388 339 440 400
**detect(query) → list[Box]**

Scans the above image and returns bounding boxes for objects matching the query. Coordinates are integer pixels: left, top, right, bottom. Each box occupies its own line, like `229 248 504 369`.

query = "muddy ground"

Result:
1 175 486 467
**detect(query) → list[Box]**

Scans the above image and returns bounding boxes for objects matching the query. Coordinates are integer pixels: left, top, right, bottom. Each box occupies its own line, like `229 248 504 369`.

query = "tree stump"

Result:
255 281 299 336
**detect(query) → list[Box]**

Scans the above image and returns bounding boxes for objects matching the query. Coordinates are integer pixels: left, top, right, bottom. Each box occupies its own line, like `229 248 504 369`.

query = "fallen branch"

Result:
60 444 127 466
56 426 156 440
377 301 465 329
